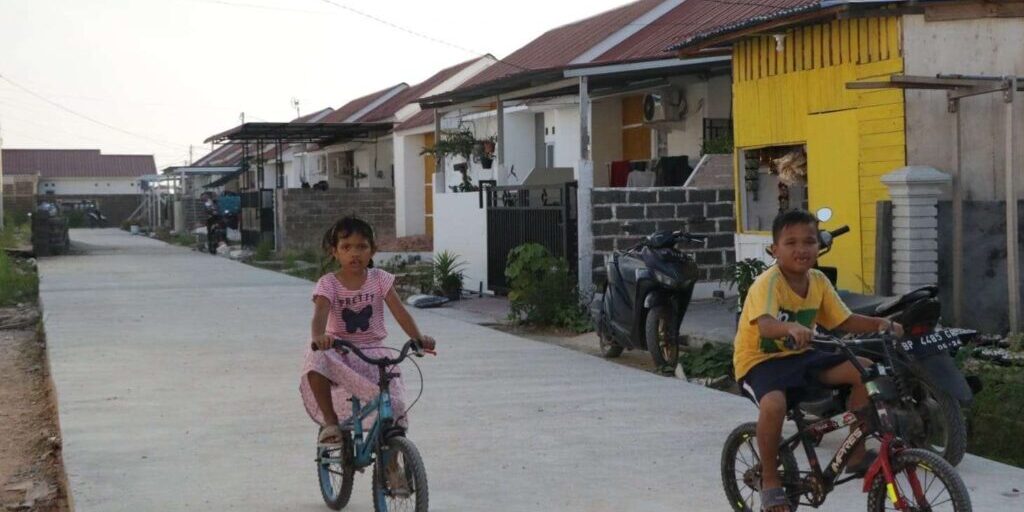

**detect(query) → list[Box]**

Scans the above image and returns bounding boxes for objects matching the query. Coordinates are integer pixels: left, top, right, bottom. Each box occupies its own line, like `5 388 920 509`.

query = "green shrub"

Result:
65 209 86 228
0 250 38 306
701 134 734 155
963 365 1024 468
254 239 275 261
505 243 590 331
679 342 734 379
433 251 465 300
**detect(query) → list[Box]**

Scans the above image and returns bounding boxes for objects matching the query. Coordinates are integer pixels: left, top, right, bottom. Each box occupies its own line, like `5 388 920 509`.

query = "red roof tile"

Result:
459 0 664 89
1 149 156 178
192 144 242 167
361 57 487 123
596 1 805 62
320 84 407 123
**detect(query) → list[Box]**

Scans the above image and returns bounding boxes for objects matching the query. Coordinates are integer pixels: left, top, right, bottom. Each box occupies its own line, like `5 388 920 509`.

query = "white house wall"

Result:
394 132 426 236
903 13 1024 201
433 191 487 292
40 177 140 195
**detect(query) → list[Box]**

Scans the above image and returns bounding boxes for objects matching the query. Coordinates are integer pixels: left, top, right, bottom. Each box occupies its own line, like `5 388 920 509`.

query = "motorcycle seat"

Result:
872 286 938 316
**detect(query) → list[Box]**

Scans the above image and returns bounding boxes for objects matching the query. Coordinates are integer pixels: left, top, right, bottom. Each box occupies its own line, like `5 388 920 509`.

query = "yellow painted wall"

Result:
733 17 906 291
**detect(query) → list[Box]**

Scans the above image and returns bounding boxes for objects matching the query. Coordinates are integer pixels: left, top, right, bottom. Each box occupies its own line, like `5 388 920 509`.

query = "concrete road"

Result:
39 229 1023 511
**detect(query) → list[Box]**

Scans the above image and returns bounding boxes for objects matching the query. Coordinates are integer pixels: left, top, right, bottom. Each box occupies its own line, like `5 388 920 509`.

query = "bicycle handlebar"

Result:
785 333 893 379
313 339 434 366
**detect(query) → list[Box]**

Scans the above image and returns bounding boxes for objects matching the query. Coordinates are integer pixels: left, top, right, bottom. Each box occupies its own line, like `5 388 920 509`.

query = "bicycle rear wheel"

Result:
373 435 428 512
866 448 971 512
721 422 800 512
317 428 354 510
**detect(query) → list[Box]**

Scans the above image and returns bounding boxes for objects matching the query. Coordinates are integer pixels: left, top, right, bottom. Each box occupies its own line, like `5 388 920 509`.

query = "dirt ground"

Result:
0 305 69 512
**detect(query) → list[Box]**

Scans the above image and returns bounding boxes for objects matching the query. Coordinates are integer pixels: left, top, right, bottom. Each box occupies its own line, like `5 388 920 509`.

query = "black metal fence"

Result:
240 189 275 247
479 180 578 293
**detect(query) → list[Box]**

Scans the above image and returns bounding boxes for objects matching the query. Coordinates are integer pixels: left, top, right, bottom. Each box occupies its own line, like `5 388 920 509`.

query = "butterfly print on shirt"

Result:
341 305 373 333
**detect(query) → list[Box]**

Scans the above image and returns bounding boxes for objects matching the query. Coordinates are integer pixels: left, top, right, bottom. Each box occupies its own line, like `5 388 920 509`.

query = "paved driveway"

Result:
38 229 1023 511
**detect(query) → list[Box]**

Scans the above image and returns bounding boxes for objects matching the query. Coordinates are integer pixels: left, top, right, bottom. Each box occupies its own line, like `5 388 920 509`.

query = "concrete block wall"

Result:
277 188 395 253
591 187 736 282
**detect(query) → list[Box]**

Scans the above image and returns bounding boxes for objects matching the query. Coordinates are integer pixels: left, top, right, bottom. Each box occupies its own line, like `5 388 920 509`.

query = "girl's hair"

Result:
321 215 377 255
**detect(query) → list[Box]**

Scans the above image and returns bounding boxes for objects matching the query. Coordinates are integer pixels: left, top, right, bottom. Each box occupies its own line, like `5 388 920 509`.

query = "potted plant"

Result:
432 251 466 300
721 258 770 318
420 129 475 162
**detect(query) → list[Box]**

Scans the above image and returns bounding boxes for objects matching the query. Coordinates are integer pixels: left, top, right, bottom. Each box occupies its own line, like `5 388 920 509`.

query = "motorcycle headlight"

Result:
653 270 678 288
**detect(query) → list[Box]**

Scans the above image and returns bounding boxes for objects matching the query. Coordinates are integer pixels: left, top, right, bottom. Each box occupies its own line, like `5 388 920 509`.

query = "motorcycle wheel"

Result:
597 288 622 358
645 305 680 369
908 373 967 467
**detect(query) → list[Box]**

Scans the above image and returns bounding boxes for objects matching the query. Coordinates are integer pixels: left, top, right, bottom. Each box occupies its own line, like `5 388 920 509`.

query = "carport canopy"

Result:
203 121 394 145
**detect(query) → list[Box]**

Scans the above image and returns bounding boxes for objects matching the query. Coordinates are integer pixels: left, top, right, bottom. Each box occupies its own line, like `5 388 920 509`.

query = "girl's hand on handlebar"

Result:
785 324 814 349
312 334 332 351
415 335 437 354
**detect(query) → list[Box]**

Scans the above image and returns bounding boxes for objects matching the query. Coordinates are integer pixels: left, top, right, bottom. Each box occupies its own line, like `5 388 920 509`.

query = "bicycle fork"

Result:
862 434 928 512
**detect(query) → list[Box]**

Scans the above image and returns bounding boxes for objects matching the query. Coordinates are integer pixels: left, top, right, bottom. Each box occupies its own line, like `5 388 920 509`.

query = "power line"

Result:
0 73 190 151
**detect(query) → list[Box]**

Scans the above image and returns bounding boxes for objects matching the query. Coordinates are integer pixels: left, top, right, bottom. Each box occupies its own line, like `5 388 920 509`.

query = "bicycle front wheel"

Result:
317 428 354 510
373 435 428 512
866 448 971 512
721 422 800 512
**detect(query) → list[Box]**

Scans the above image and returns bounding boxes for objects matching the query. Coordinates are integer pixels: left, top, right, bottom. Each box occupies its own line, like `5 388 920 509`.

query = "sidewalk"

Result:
38 229 1024 511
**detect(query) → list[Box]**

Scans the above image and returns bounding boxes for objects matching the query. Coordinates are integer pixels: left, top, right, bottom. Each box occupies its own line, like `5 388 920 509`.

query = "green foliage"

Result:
1 218 31 249
420 128 476 161
254 239 275 261
505 243 590 332
963 365 1024 468
679 342 734 379
433 250 465 299
0 249 38 306
701 134 734 155
65 209 85 228
721 258 770 310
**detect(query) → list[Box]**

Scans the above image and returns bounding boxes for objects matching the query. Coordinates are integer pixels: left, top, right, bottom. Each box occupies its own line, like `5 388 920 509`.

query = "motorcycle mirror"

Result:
816 207 833 223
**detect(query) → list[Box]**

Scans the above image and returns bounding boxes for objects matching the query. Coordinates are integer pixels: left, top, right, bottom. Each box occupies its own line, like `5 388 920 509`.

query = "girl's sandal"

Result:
318 425 343 446
760 487 791 512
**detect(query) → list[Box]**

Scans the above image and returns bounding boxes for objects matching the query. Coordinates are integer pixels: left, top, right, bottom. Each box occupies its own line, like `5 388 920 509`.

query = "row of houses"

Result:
174 0 1021 332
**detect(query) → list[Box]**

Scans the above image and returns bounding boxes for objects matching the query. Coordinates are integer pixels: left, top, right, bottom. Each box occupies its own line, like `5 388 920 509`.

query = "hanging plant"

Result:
420 129 476 161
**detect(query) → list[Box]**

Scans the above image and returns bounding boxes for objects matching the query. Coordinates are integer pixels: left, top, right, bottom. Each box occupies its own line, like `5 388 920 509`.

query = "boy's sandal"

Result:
760 487 791 511
318 425 343 445
845 449 879 476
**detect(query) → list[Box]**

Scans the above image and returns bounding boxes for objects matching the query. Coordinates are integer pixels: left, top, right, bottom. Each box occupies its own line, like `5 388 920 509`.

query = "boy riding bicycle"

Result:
733 210 903 512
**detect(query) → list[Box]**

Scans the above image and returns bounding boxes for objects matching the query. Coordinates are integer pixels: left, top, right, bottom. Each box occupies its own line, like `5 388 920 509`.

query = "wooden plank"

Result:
860 117 901 135
888 16 901 58
814 24 823 69
804 26 814 70
858 18 870 64
868 17 880 62
857 103 903 122
861 130 905 149
860 144 906 163
858 89 903 108
860 160 905 176
854 58 903 80
787 28 796 73
831 20 841 66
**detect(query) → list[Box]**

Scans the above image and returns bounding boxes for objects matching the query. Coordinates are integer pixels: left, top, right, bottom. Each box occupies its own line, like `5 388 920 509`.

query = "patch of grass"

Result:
254 239 275 261
964 364 1024 468
679 342 734 379
0 250 38 306
1 218 31 249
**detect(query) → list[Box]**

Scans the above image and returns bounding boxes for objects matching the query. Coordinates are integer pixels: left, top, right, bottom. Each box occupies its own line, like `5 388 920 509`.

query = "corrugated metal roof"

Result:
360 57 487 122
319 84 407 123
597 1 800 62
668 0 827 52
1 149 156 178
394 109 436 132
457 0 664 89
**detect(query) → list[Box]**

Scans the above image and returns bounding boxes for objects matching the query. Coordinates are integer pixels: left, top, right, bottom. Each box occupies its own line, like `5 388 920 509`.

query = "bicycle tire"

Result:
866 448 971 512
317 429 354 510
373 435 428 512
721 422 800 512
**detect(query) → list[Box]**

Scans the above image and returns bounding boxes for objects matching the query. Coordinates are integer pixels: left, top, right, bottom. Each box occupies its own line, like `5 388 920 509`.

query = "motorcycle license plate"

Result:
899 328 975 358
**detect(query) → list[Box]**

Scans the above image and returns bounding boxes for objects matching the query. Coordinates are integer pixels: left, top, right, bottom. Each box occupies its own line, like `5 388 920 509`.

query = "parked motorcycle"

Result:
797 208 976 466
85 204 107 228
204 193 240 255
592 229 706 368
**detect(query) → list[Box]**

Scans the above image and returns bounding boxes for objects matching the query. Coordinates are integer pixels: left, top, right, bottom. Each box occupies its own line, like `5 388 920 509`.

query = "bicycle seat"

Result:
794 384 846 419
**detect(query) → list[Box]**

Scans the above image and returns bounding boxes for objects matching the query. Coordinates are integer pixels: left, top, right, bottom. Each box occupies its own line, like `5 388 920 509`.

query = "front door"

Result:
807 110 864 292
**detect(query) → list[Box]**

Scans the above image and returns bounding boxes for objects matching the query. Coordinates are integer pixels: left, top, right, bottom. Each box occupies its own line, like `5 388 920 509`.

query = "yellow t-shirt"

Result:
733 266 852 380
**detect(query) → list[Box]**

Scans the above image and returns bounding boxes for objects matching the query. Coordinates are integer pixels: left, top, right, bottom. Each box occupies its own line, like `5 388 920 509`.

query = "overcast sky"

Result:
0 0 630 168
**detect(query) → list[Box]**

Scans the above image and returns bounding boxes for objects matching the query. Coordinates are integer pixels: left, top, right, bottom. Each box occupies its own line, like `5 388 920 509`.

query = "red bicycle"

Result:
721 334 971 511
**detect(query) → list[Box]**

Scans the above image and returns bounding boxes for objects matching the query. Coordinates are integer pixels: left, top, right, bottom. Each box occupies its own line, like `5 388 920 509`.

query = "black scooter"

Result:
800 209 976 466
592 230 705 369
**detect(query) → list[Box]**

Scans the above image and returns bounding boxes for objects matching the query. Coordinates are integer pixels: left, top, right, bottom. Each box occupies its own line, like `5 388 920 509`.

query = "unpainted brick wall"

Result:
277 188 395 253
591 187 736 281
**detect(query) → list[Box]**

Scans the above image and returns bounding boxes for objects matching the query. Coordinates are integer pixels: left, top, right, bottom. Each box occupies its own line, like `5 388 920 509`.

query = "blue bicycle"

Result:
315 339 432 512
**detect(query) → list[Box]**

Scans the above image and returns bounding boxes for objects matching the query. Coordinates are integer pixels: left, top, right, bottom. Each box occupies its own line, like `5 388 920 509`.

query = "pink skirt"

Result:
300 342 409 428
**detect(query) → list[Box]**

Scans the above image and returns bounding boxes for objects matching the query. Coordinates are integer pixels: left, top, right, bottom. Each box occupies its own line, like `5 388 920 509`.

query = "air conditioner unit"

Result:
642 89 686 124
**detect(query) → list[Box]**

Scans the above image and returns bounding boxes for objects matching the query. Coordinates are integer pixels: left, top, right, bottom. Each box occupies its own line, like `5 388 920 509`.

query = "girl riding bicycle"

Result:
300 216 436 445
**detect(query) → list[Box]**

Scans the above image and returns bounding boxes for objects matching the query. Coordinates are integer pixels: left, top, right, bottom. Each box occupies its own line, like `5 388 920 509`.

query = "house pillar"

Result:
433 110 446 193
496 97 505 185
577 76 594 296
881 166 951 295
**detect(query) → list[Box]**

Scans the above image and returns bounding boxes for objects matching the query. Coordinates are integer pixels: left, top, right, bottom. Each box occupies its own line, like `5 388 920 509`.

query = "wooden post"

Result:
434 110 445 192
874 200 893 297
951 104 965 325
1005 76 1020 333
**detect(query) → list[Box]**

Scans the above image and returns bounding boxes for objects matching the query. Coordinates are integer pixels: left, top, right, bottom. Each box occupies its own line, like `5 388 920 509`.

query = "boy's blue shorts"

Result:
739 350 848 406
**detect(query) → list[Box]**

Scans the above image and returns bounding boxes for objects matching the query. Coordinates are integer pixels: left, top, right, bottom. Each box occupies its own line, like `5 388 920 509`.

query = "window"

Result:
739 144 808 232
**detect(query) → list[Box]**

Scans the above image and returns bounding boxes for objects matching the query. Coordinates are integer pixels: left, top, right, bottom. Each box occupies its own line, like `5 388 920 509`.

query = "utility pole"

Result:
291 97 301 119
189 145 194 165
239 112 245 125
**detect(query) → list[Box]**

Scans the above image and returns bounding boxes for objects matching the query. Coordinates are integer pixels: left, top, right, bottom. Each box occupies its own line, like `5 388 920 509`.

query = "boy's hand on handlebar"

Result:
785 324 814 349
879 319 904 338
312 334 332 351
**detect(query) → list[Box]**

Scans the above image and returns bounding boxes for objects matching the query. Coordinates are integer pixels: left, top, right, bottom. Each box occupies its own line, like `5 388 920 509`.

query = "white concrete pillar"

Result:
577 76 594 296
881 166 951 294
393 133 425 237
